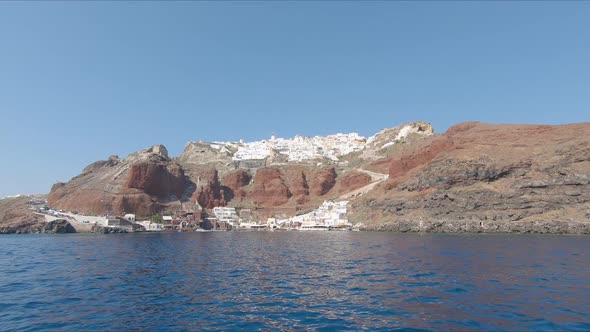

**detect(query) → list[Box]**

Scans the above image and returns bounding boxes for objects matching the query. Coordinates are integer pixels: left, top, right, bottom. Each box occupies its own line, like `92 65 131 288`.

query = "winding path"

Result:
339 168 389 200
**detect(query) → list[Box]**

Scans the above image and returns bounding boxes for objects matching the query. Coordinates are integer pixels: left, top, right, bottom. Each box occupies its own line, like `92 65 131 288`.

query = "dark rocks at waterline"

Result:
361 219 590 235
0 219 76 234
40 220 77 234
90 225 129 234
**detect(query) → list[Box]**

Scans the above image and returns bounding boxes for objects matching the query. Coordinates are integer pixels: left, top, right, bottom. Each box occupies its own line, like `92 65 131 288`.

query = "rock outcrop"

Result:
91 224 129 234
40 219 77 234
48 145 186 216
193 168 226 209
222 169 252 201
310 167 337 196
0 197 76 234
127 162 184 198
0 196 45 234
250 167 292 206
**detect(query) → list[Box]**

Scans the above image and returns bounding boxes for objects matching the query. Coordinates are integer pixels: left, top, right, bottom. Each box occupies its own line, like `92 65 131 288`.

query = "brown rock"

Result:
350 122 590 230
113 194 162 217
194 168 226 209
338 172 371 193
250 167 292 206
48 147 187 216
127 162 184 198
0 197 45 234
389 136 454 179
284 169 310 197
311 167 337 196
222 169 251 201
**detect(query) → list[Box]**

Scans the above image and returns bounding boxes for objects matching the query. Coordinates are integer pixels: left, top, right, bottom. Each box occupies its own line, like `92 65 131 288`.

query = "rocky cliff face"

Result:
43 121 590 233
127 162 184 198
47 123 433 219
350 122 590 232
48 146 185 217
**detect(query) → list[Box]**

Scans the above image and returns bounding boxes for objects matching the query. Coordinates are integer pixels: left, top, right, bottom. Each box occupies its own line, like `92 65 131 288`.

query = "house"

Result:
212 207 239 226
137 221 162 232
104 217 135 230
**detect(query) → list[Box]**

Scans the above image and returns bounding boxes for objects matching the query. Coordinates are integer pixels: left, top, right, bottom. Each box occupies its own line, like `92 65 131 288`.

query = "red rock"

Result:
338 172 371 193
250 167 292 206
194 168 226 209
222 169 251 201
127 162 184 198
311 167 337 196
48 150 186 216
389 137 454 179
284 169 310 197
113 193 162 217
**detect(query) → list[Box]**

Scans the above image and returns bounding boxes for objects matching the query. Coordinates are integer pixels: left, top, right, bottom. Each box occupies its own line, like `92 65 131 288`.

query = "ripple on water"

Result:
0 232 589 331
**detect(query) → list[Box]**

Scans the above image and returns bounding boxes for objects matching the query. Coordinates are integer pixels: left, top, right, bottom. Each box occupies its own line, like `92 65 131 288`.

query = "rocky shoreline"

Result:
360 219 590 235
3 220 589 235
0 219 77 235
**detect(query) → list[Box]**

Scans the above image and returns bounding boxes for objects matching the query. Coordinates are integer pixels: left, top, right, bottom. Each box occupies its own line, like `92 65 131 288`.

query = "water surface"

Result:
0 232 589 331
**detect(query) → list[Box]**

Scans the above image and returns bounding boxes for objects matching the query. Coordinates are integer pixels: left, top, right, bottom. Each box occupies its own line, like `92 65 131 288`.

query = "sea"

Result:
0 232 589 331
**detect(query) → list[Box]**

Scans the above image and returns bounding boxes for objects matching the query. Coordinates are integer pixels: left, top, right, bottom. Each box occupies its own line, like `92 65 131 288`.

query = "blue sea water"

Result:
0 232 589 331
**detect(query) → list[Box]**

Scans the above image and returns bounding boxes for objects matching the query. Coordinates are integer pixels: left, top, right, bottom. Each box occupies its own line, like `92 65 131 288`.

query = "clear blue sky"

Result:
0 2 589 196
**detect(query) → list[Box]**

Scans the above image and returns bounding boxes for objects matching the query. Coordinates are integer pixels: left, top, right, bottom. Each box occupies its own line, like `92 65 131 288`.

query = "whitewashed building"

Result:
231 133 366 162
124 214 136 222
212 207 240 226
137 221 163 231
280 201 351 230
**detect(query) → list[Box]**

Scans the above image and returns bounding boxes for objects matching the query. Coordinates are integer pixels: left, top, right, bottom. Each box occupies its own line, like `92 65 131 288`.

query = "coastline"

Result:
360 219 590 235
3 220 590 235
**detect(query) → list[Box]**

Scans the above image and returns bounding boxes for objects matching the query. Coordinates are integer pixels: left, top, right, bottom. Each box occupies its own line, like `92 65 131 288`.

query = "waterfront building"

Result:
212 207 239 227
137 221 163 231
104 217 135 230
276 200 351 230
124 214 136 222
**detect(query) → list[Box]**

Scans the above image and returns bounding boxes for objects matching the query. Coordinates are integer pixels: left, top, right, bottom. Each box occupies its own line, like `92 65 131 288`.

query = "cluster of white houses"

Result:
40 199 352 232
205 123 431 165
207 201 351 231
268 201 351 230
231 133 366 162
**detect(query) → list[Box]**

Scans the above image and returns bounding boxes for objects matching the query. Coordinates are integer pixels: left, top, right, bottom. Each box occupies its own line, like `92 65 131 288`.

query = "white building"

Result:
231 133 366 162
124 214 136 222
137 221 163 231
286 201 350 230
103 218 135 230
213 207 240 226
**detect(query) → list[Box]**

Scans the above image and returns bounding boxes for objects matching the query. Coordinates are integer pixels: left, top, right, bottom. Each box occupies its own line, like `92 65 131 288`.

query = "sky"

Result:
0 2 589 197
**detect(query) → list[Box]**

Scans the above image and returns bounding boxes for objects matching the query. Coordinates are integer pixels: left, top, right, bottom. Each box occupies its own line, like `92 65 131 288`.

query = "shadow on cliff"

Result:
180 176 197 203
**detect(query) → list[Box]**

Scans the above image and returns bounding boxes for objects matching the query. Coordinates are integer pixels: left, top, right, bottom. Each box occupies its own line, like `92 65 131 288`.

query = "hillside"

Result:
350 122 590 233
48 122 433 219
42 120 590 233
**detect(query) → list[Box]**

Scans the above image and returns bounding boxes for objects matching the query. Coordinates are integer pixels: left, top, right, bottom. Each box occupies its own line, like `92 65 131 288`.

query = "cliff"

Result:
47 122 433 219
350 122 590 233
42 121 590 233
48 146 186 217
